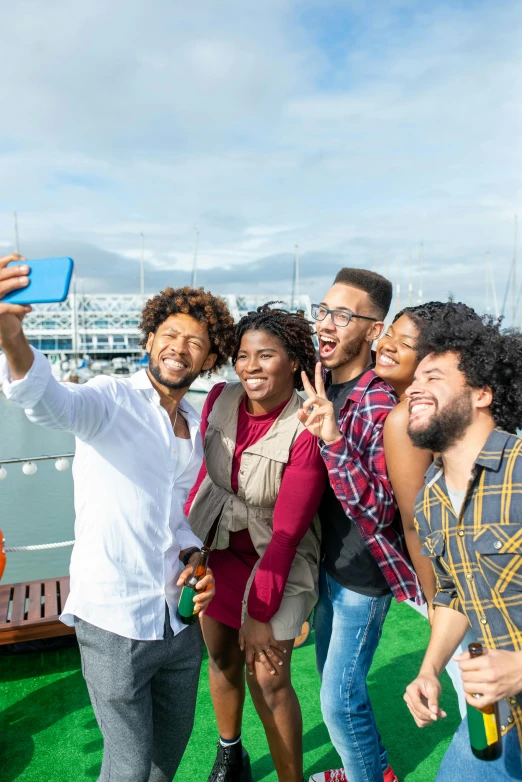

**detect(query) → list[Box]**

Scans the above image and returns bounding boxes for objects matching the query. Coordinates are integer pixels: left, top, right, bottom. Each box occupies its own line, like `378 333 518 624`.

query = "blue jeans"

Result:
314 568 392 782
437 718 522 781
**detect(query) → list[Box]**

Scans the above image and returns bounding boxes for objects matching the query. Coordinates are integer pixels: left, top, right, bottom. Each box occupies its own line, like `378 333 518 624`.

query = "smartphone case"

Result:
4 257 74 305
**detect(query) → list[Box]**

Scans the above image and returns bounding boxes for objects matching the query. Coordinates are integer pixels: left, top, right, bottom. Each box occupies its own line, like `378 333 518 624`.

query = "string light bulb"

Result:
0 466 6 481
55 458 70 472
22 462 37 476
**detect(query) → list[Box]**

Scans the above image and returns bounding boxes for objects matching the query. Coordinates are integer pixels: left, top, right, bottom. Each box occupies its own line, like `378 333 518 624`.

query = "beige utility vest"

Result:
188 382 321 637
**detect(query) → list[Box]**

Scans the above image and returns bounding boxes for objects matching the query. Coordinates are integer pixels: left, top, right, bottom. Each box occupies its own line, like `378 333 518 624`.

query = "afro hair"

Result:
139 286 236 373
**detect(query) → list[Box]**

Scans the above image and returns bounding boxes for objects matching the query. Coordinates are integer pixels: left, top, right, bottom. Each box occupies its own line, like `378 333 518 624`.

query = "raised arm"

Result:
298 362 396 536
383 402 435 602
0 255 114 441
0 254 35 378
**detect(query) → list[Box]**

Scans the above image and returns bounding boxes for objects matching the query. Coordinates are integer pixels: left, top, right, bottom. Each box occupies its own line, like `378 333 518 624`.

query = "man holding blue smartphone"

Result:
0 254 237 782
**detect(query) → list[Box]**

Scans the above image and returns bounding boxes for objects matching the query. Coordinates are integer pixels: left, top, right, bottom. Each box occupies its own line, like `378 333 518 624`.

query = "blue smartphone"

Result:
3 257 74 305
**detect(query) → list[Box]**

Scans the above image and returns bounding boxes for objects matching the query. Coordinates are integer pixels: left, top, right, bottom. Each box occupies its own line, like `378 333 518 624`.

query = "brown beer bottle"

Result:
177 547 210 625
466 642 503 761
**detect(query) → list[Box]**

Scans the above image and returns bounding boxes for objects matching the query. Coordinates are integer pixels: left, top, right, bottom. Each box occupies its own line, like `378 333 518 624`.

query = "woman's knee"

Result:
207 646 242 673
202 618 243 673
250 669 294 710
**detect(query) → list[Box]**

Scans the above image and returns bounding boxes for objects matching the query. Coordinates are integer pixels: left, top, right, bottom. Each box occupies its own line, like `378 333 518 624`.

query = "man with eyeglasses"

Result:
298 269 420 782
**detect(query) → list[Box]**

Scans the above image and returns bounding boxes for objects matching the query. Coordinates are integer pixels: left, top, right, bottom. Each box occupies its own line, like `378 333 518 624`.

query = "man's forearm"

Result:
420 605 470 677
1 331 34 380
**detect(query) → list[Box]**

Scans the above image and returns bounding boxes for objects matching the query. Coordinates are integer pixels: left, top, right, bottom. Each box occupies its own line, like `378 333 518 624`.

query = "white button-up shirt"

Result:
1 348 204 640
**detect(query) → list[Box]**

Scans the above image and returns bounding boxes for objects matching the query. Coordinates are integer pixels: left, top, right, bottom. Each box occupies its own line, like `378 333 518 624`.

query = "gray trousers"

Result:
75 609 203 782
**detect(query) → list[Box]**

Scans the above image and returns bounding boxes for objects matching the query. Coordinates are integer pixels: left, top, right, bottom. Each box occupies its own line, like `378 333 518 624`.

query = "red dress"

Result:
185 383 326 630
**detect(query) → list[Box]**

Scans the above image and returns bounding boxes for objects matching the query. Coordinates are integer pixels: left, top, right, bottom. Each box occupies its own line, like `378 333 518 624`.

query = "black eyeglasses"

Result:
311 304 378 328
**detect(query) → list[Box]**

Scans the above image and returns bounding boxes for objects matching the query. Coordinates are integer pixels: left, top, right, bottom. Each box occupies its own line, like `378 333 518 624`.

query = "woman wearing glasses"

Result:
185 304 326 782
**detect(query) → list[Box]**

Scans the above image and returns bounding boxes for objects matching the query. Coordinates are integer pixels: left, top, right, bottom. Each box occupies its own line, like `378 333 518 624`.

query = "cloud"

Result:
0 0 520 319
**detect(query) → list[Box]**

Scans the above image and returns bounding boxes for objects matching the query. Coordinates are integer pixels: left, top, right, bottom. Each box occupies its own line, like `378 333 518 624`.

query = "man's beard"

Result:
407 388 473 453
148 354 202 390
327 331 368 371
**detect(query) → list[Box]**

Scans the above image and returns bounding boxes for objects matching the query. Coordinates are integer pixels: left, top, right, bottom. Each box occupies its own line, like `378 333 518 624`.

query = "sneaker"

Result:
309 766 398 782
207 741 252 782
309 772 347 782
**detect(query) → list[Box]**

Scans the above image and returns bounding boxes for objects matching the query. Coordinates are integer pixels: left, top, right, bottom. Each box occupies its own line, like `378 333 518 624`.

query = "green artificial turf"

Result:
0 602 461 781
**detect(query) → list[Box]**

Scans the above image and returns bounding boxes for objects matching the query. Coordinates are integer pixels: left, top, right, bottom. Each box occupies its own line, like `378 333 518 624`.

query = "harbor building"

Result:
22 293 313 357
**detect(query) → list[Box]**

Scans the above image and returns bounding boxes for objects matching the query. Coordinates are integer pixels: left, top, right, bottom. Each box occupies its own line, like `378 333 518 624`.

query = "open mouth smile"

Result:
377 352 398 367
319 335 337 358
244 377 268 390
163 357 188 372
409 400 435 423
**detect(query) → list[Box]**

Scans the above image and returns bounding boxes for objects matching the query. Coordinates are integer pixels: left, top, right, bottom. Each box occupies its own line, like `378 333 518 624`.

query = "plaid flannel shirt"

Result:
414 427 522 740
320 368 422 604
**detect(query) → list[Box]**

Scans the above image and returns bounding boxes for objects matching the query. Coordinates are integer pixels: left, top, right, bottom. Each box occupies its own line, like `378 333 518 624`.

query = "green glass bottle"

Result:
177 547 210 625
466 642 503 761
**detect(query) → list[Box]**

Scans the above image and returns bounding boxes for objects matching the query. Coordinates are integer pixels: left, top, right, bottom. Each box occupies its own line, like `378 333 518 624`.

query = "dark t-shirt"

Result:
319 372 391 597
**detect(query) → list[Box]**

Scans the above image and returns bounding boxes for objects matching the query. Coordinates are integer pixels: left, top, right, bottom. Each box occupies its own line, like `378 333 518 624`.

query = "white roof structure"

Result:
22 292 312 356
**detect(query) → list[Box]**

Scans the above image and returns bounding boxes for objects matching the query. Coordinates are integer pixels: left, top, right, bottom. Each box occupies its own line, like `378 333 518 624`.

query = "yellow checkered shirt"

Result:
414 428 522 741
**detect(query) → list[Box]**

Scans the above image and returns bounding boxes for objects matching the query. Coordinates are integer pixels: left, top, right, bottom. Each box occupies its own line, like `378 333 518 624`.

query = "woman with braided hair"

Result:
185 303 327 782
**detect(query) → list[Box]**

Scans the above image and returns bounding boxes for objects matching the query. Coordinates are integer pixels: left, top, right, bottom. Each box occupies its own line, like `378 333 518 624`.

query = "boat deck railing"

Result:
0 453 75 552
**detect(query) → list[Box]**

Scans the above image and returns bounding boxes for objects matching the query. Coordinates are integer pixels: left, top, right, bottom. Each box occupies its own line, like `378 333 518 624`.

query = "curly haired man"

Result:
404 303 522 780
0 255 236 782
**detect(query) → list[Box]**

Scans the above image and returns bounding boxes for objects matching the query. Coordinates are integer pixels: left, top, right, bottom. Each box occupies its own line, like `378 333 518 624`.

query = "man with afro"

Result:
404 302 522 780
0 256 236 782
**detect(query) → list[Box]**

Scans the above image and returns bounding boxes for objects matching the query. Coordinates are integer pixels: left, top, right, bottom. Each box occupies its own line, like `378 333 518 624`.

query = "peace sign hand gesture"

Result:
297 362 343 445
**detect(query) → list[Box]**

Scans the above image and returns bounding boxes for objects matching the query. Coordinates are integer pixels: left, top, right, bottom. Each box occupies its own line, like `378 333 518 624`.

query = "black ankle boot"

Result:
207 741 252 782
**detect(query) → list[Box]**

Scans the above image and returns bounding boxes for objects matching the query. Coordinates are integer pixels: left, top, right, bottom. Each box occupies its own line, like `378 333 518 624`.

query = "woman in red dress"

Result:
185 304 327 782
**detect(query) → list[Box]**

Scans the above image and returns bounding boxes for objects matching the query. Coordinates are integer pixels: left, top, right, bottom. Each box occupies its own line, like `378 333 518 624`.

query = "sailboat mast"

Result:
396 256 401 313
417 243 424 304
488 259 500 318
13 212 20 254
139 232 145 297
485 251 490 314
291 244 300 310
511 215 518 326
191 226 199 289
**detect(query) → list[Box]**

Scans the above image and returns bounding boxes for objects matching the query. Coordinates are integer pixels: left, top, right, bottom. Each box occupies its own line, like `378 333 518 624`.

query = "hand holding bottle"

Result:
455 647 522 709
458 643 503 762
177 549 215 622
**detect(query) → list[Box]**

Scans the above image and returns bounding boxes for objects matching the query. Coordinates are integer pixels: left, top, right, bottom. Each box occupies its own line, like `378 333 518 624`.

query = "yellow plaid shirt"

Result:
414 428 522 741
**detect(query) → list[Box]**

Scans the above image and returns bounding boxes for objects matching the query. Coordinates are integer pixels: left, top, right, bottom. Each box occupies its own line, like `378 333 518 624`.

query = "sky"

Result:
0 0 520 320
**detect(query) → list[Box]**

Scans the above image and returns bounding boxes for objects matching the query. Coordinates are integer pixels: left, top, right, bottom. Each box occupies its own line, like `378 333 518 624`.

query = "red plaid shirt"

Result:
320 368 422 604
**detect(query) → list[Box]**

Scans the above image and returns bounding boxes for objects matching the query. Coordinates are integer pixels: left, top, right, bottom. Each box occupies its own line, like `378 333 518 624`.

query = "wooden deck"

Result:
0 576 75 645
